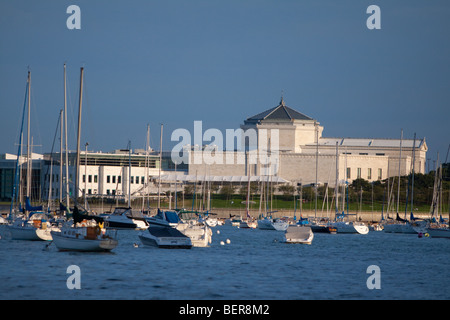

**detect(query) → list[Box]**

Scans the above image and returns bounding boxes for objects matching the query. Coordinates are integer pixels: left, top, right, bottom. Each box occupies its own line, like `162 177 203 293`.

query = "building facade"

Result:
187 98 427 187
0 98 428 205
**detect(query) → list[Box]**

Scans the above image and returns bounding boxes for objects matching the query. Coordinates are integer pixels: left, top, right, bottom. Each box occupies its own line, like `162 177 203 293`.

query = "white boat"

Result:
51 223 118 252
272 219 289 231
331 221 369 234
8 212 59 241
138 225 192 249
426 227 450 238
239 219 257 229
383 214 420 234
257 217 288 231
101 207 148 230
283 225 314 244
150 209 212 246
257 217 276 230
177 221 212 247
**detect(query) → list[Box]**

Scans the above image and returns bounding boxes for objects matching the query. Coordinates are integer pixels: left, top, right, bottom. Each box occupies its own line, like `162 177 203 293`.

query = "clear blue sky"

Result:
1 0 449 168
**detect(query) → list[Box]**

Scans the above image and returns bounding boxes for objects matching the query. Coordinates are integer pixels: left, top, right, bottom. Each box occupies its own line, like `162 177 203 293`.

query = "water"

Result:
0 225 449 300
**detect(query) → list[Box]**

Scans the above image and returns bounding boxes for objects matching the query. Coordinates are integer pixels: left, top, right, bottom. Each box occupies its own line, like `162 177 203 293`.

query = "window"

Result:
136 176 139 184
118 176 121 184
131 176 134 184
112 176 116 184
357 168 361 179
368 168 372 180
88 175 92 183
347 168 351 179
94 175 98 183
83 175 86 183
378 168 382 180
141 176 145 184
107 175 110 183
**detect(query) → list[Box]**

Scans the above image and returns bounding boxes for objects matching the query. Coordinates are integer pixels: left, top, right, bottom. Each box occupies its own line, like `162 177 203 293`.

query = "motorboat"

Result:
100 207 148 230
148 209 212 246
283 225 314 244
176 221 212 247
138 225 192 249
331 221 369 234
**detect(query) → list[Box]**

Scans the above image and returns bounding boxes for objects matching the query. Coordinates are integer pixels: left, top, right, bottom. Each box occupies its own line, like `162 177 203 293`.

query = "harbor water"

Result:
0 225 449 300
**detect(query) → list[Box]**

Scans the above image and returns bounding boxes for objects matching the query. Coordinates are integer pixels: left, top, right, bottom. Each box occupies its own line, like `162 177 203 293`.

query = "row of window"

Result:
82 175 147 185
346 168 382 180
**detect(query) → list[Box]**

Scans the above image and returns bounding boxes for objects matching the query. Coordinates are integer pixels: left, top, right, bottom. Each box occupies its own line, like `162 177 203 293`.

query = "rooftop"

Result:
244 97 314 125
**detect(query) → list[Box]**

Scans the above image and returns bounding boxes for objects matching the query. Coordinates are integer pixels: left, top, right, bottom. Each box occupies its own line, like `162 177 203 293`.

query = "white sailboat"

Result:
51 208 118 252
423 151 450 238
240 153 257 229
330 143 369 235
6 71 58 241
50 67 119 252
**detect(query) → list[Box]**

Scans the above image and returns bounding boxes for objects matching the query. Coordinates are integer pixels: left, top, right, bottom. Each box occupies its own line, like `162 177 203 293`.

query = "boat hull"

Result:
139 226 192 249
50 231 118 252
257 219 276 230
332 222 369 234
8 225 41 241
426 228 450 238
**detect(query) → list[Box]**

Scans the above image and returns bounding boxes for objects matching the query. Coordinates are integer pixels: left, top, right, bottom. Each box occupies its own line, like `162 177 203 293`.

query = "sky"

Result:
1 0 449 168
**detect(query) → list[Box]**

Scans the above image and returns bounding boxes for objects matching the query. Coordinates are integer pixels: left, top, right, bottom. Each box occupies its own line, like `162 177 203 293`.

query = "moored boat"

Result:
138 225 192 249
283 225 314 244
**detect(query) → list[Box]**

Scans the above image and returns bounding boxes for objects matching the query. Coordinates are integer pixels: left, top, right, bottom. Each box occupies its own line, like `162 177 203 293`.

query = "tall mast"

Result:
26 71 31 200
335 141 339 216
75 67 84 206
410 133 416 217
396 129 403 215
157 123 163 209
64 64 70 208
59 109 63 205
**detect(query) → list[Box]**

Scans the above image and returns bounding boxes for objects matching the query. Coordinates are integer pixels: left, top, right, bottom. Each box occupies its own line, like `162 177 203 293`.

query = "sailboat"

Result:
7 71 58 241
100 144 148 230
239 155 257 229
423 148 450 238
330 143 369 235
50 67 118 252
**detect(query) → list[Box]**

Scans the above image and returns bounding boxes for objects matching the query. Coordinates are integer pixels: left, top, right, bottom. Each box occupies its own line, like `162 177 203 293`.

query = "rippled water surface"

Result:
1 225 449 300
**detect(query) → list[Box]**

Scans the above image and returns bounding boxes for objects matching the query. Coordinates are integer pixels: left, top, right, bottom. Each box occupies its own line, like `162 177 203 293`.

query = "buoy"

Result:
220 241 225 246
226 239 231 244
418 232 423 238
217 230 220 234
425 233 430 237
133 243 139 248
